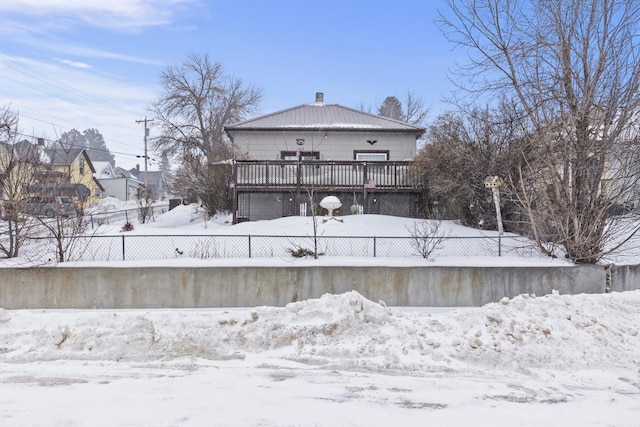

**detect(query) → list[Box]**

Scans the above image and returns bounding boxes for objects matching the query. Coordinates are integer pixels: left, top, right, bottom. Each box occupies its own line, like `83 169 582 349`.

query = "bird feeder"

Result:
320 196 343 223
484 176 504 235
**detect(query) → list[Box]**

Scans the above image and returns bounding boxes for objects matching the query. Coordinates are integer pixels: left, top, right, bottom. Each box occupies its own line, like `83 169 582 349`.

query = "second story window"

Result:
79 159 85 175
281 151 319 161
354 151 388 161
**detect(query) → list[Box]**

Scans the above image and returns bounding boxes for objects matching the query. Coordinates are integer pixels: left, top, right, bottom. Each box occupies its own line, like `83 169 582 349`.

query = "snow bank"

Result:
1 291 638 376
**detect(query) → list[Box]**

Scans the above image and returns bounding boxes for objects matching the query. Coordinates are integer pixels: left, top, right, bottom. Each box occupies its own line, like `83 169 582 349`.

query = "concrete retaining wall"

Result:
610 264 640 292
0 265 607 309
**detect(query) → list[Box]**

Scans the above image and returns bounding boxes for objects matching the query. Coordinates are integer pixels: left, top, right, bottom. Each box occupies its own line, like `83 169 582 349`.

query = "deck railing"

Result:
234 160 423 190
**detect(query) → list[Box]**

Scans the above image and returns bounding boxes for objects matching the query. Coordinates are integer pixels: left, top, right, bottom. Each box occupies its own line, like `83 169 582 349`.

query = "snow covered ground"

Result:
1 290 638 426
75 198 577 266
1 199 639 426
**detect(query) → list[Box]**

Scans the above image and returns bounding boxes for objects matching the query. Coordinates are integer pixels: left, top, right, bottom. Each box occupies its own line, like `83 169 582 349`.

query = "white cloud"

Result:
57 58 92 69
0 54 157 167
0 0 202 32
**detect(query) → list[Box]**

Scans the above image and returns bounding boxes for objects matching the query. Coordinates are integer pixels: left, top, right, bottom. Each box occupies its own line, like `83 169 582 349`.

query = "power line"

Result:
10 130 158 165
0 53 143 117
2 98 156 164
0 53 154 157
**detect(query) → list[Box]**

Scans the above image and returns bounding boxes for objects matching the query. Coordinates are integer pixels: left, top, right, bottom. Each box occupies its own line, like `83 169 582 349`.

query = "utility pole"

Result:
135 117 154 186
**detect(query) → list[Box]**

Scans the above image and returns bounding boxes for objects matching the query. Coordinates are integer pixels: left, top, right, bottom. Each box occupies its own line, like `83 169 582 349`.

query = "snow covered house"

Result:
127 165 169 202
224 93 426 223
94 162 143 202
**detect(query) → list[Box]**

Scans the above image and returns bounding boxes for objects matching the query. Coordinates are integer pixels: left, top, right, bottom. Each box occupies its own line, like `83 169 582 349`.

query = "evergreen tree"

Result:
377 96 403 120
159 152 171 176
56 129 86 150
83 128 115 165
56 128 114 165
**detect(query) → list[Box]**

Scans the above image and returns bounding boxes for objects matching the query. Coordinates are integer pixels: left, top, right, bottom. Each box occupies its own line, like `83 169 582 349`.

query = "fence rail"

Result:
12 233 542 262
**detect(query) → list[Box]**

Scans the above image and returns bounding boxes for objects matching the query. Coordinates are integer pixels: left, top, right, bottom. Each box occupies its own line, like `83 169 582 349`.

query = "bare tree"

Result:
287 187 323 259
413 104 526 231
374 92 429 125
169 152 232 216
26 157 93 263
0 154 39 259
401 92 430 127
135 185 154 224
406 219 448 260
150 53 262 216
440 0 640 263
33 214 90 263
0 108 43 259
376 92 429 146
0 108 98 263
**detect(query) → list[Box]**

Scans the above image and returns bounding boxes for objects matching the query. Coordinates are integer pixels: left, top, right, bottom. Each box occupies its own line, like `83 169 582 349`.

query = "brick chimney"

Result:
315 92 324 103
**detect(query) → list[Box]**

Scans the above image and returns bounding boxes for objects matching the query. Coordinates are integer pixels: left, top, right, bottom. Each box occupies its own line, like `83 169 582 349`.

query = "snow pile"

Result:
1 291 638 376
85 196 135 213
449 291 640 371
153 203 203 226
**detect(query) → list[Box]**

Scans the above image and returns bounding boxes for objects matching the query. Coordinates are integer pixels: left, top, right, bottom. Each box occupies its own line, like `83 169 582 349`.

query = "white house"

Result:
224 93 426 222
95 162 143 202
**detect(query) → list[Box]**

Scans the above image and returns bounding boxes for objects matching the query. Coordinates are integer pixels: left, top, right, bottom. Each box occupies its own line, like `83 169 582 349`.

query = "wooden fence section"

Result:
234 160 423 190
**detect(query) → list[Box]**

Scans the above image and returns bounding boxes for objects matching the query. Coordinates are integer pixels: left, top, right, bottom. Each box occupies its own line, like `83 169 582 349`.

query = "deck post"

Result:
363 162 368 214
296 158 302 215
232 160 238 224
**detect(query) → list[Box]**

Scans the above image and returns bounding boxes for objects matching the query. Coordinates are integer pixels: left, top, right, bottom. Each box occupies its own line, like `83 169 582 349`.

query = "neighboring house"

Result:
95 163 143 202
0 139 43 202
145 170 168 201
128 165 168 202
43 147 104 207
93 161 118 180
0 141 104 211
600 140 640 213
224 92 426 222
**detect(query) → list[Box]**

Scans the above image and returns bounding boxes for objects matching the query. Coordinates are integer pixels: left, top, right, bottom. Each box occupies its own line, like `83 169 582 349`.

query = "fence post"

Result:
122 235 126 261
498 235 502 257
248 235 252 258
373 236 377 257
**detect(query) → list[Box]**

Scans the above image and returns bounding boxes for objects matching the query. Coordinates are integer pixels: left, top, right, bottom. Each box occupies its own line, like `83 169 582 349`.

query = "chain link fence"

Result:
2 203 543 262
42 233 540 262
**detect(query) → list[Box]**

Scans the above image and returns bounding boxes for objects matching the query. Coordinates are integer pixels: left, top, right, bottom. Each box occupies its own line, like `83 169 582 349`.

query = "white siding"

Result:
232 130 416 161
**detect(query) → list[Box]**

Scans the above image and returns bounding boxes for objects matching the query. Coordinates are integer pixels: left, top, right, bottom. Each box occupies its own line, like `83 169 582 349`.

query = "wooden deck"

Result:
233 160 423 191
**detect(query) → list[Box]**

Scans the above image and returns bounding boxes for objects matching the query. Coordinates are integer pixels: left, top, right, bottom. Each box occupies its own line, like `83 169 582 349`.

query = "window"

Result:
354 150 389 174
354 151 388 161
79 159 85 175
281 151 319 175
281 151 319 161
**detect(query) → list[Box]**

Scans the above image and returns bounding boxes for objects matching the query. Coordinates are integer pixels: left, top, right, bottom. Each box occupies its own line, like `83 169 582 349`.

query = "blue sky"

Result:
0 0 458 170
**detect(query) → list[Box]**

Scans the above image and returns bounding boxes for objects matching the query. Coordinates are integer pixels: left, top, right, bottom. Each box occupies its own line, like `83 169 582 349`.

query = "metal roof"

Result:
225 102 425 134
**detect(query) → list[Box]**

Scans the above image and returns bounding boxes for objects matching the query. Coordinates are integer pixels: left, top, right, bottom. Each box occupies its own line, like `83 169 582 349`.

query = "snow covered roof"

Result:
92 161 116 179
225 95 425 135
44 147 96 173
